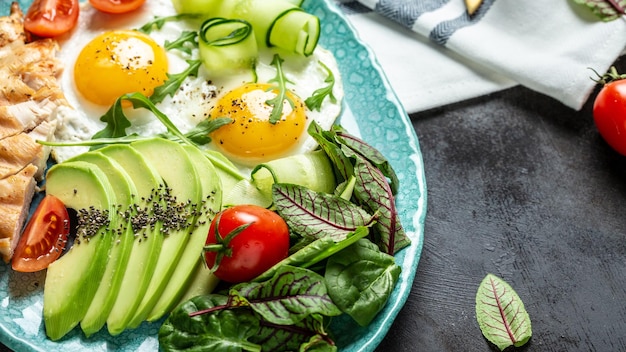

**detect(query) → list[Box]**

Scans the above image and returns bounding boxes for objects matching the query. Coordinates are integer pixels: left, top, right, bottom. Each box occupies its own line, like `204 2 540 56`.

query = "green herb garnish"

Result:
266 54 295 124
151 60 202 104
305 61 337 112
164 30 199 55
137 14 200 34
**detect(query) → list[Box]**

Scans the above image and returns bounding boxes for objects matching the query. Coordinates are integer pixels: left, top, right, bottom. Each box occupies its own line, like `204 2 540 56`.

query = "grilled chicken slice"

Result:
0 120 56 180
0 98 61 140
0 2 26 48
0 164 37 263
0 2 66 262
0 133 42 179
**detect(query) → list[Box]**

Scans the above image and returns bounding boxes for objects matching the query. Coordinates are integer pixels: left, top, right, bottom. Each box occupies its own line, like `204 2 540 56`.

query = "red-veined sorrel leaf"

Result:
352 157 410 255
573 0 626 21
335 130 400 195
254 313 333 351
232 265 342 325
475 274 532 351
273 183 375 241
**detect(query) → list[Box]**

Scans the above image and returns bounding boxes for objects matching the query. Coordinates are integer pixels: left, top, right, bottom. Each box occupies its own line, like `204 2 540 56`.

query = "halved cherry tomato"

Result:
89 0 146 14
204 204 290 283
24 0 79 38
12 195 70 272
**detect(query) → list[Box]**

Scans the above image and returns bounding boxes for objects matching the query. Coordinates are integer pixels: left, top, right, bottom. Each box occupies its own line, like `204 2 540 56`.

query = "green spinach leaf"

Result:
159 295 262 352
325 238 401 326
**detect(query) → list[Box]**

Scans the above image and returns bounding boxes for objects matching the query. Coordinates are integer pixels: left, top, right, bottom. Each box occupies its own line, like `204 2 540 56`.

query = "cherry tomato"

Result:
204 204 290 283
592 68 626 156
12 195 70 272
24 0 79 38
88 0 146 14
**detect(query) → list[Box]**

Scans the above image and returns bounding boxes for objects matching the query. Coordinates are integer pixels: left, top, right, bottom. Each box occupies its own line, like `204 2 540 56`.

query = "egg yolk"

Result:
210 83 307 162
73 30 168 106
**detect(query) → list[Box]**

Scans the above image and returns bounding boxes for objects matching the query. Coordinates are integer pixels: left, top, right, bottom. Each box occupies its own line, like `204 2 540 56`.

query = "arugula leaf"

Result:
325 238 401 326
164 30 198 55
150 59 202 104
91 97 133 140
137 14 200 34
573 0 626 21
475 274 532 351
266 54 295 124
305 61 337 112
179 117 231 145
123 92 192 145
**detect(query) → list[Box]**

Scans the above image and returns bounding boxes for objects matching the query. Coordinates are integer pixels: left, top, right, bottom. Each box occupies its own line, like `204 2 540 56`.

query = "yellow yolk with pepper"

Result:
73 30 168 106
209 83 307 163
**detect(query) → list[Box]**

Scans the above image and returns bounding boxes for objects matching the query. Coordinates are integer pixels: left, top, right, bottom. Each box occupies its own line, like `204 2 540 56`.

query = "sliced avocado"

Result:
99 144 165 336
43 161 117 341
147 144 222 321
68 152 137 337
127 138 202 327
171 257 220 310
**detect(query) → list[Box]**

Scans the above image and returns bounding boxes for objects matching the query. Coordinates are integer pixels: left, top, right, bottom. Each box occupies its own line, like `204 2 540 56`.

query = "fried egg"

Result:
52 0 343 172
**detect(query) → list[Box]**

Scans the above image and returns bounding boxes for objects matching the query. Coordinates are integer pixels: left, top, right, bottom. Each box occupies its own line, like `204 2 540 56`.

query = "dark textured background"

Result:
375 56 626 352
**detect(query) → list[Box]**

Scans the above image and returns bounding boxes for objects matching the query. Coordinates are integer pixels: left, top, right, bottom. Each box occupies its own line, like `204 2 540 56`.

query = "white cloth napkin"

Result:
333 0 626 114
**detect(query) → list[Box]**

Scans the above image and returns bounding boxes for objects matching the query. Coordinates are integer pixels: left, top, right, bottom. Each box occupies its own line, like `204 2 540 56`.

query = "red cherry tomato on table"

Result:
592 68 626 156
24 0 79 38
204 204 290 284
12 195 70 273
89 0 146 14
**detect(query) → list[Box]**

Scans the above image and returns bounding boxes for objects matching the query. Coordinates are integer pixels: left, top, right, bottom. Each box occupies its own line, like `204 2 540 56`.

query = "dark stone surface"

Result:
375 56 626 352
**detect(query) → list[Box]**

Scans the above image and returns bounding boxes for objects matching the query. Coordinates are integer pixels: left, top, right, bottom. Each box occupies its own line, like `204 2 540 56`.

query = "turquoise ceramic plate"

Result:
0 0 426 350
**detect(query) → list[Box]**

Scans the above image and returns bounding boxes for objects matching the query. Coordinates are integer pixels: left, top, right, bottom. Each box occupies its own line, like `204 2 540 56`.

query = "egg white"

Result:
51 0 344 174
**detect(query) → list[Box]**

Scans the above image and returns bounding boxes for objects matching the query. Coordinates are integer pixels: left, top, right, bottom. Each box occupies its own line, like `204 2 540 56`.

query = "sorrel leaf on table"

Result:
353 158 410 255
573 0 626 21
273 183 375 241
232 266 342 325
159 295 262 352
325 238 401 326
475 274 532 351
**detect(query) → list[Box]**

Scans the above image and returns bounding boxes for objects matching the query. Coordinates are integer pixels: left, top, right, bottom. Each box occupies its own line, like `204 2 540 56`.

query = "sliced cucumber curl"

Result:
198 17 258 73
